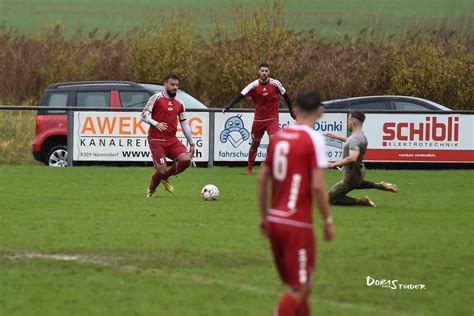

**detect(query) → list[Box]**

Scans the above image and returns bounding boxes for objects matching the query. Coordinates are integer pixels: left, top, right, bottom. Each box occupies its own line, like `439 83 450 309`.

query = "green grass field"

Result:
0 166 472 315
1 0 472 38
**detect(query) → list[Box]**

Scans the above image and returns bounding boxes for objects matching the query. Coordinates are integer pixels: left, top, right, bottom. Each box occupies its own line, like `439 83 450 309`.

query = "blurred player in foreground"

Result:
258 91 334 315
141 74 195 198
223 62 294 174
327 110 399 207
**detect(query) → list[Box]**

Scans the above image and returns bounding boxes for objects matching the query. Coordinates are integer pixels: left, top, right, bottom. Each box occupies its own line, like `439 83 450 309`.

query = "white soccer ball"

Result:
201 184 219 201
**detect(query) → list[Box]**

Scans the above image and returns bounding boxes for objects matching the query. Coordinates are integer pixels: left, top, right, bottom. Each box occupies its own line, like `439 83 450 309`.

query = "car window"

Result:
394 101 432 111
120 91 150 108
175 91 207 109
138 83 207 109
47 92 68 114
77 92 110 107
322 100 348 109
349 100 390 110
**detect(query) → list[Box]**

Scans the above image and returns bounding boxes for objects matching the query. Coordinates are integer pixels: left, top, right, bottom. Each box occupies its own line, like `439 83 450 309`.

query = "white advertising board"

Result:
363 113 474 162
213 112 347 162
72 111 209 162
71 111 473 164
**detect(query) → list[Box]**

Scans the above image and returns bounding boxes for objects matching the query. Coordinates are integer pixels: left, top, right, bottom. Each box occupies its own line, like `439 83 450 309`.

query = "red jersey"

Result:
143 92 186 140
264 125 328 228
241 78 286 121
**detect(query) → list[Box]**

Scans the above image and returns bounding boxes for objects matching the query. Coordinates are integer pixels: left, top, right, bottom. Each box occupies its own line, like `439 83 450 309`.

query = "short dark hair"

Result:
258 62 270 69
296 91 322 112
350 110 366 123
164 74 180 82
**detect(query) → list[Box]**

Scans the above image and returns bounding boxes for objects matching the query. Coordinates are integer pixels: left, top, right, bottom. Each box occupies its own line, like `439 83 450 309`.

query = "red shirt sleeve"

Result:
241 80 258 97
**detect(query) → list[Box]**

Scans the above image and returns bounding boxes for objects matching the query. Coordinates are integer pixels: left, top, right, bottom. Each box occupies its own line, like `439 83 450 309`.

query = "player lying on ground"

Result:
258 91 334 316
327 110 399 207
141 74 195 198
223 62 295 174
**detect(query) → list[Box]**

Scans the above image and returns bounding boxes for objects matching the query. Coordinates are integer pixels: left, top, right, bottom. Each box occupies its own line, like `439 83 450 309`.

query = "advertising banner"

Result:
213 112 347 162
363 113 474 162
72 111 209 162
71 111 473 164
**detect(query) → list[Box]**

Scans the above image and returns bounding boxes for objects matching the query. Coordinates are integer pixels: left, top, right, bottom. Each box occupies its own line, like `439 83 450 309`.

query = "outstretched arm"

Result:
282 92 295 119
329 149 359 168
223 93 245 113
327 132 347 142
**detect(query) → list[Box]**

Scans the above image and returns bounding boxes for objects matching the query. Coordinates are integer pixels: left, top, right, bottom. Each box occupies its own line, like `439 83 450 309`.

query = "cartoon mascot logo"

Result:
220 114 250 148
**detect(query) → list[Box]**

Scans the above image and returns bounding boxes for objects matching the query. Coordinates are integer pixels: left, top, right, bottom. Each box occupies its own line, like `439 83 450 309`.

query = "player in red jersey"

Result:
141 74 196 198
257 91 334 316
223 63 295 174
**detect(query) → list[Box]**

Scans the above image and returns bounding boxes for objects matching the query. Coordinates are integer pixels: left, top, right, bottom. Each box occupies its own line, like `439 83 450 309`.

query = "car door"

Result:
37 91 74 137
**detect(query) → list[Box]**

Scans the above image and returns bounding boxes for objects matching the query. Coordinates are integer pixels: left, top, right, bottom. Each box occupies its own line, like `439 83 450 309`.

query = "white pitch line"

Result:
5 252 410 315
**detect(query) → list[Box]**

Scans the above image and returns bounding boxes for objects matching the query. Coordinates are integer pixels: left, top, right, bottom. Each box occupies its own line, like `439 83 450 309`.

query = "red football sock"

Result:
163 160 191 180
274 293 299 316
297 298 310 316
149 170 162 191
248 147 258 170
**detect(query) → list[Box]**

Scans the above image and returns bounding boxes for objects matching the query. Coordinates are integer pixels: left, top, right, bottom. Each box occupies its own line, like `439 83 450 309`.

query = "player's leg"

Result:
266 119 280 138
328 180 352 204
332 194 376 207
147 140 167 197
160 139 191 191
355 168 399 192
274 264 313 315
275 286 310 316
376 181 399 192
356 181 376 189
268 222 299 315
246 138 260 174
257 118 279 172
163 152 191 179
329 185 376 207
270 223 315 315
329 179 376 207
246 121 265 174
297 228 315 316
355 180 398 192
298 295 311 316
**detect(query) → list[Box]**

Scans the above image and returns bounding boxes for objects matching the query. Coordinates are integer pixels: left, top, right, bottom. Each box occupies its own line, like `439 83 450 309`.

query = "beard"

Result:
167 90 177 98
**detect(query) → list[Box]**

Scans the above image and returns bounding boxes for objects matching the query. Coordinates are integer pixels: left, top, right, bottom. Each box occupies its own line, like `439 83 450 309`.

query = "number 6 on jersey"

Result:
273 141 290 181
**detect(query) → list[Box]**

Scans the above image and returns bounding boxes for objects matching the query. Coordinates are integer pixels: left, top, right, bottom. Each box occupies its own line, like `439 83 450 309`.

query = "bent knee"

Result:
180 157 192 165
155 165 168 174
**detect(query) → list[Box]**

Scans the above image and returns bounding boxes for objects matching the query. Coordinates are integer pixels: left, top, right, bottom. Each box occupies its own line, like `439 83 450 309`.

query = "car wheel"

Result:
46 145 68 167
